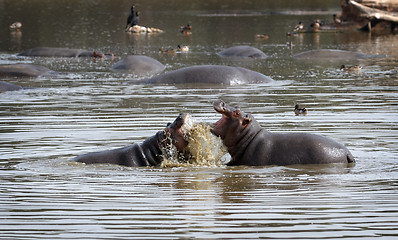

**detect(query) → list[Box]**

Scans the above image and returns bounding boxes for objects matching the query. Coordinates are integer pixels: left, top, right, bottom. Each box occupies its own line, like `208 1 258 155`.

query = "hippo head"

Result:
163 113 193 152
211 100 255 148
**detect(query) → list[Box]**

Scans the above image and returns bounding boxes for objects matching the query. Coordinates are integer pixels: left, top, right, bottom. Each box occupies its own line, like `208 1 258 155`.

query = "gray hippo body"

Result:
293 49 384 60
133 65 274 85
0 81 23 93
0 64 52 77
110 55 165 76
73 113 192 167
217 45 268 59
211 100 355 166
18 47 98 58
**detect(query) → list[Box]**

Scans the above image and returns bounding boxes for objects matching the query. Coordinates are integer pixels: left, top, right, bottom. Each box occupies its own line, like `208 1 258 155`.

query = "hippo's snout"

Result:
179 113 194 135
168 113 193 134
213 100 228 114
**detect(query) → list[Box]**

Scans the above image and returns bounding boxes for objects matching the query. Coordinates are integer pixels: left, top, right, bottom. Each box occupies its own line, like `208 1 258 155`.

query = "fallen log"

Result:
341 0 398 31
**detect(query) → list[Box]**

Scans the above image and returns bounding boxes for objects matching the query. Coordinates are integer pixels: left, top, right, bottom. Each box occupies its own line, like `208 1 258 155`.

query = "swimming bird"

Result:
9 22 22 31
159 48 176 54
333 14 342 25
293 21 304 32
255 34 269 39
310 19 322 32
180 24 192 35
294 104 307 115
340 65 362 72
177 45 189 52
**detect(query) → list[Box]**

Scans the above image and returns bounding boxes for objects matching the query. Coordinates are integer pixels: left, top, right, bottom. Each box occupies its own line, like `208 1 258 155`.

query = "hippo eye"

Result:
234 110 241 117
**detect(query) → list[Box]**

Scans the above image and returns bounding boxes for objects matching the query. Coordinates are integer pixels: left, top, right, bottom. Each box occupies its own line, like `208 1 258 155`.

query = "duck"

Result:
310 19 322 32
340 65 362 72
177 45 189 52
255 34 269 39
294 104 307 115
293 21 304 32
180 24 192 35
333 14 342 25
9 22 22 31
159 48 176 54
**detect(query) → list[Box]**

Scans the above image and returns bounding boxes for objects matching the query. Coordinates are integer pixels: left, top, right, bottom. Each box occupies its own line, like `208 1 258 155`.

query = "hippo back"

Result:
293 49 384 60
217 45 268 59
18 47 92 57
0 64 52 77
137 65 273 85
110 55 165 76
0 81 23 93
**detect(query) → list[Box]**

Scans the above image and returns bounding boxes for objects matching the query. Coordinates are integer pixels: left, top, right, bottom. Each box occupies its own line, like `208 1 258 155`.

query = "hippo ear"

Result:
242 114 252 126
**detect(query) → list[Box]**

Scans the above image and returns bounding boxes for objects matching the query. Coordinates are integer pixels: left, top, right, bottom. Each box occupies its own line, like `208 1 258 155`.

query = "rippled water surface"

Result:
1 0 398 239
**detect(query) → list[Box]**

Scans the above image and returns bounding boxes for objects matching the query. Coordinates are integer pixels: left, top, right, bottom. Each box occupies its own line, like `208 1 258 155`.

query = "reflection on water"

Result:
1 0 398 239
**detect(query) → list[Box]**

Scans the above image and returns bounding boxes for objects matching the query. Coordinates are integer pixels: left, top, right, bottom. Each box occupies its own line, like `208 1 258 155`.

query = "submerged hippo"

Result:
293 49 384 60
110 55 165 76
217 45 268 59
0 64 53 77
73 113 192 167
17 47 112 58
131 65 274 85
0 81 23 93
211 100 355 166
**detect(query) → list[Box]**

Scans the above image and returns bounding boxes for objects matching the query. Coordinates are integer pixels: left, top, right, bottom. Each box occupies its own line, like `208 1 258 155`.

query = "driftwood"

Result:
341 0 398 31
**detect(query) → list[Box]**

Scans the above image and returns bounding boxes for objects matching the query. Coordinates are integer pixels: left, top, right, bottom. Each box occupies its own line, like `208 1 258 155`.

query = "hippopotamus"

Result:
110 55 165 76
0 64 53 77
293 49 384 60
130 65 274 85
73 113 192 167
217 45 268 59
0 81 23 93
17 47 113 58
211 100 355 166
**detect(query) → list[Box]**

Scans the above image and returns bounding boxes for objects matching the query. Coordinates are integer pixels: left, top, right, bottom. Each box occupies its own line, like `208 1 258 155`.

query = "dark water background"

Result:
1 0 398 239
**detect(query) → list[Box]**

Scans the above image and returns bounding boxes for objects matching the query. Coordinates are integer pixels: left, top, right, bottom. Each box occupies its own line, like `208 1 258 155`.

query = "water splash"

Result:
186 122 228 166
161 122 228 168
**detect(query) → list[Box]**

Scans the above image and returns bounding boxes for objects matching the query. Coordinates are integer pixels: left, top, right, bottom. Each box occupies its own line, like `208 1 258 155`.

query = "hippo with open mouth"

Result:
211 100 355 166
73 113 193 167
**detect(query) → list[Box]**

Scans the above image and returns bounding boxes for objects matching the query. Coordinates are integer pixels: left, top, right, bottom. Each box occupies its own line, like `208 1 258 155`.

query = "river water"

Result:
1 0 398 239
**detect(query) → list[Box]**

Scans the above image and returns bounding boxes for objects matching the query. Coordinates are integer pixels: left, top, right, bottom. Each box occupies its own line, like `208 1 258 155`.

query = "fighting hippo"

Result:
293 49 384 60
73 113 192 167
17 47 113 58
110 55 165 76
0 81 23 93
0 64 53 77
217 45 268 59
211 100 355 166
130 65 274 85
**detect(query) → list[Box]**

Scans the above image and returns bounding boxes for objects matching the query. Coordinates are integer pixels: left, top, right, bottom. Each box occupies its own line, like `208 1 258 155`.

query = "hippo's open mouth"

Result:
211 100 232 136
213 114 227 128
